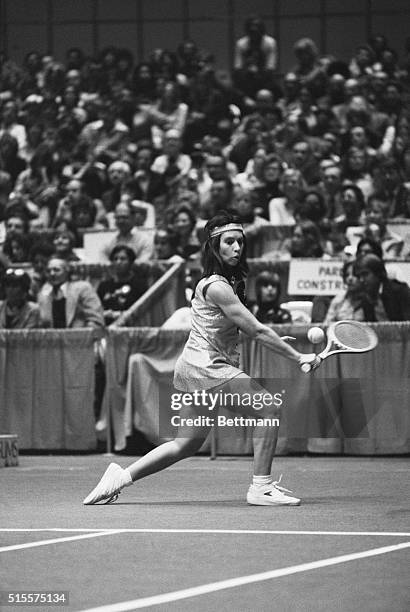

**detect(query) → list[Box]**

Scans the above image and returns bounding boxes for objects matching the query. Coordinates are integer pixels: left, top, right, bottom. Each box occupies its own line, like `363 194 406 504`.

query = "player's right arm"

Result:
206 281 318 368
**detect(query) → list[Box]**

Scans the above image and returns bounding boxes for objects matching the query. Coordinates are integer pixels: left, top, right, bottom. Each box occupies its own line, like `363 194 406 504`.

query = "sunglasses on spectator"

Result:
5 268 27 278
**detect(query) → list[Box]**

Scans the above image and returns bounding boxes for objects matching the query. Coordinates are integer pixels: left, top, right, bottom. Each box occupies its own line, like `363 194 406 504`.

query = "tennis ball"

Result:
307 327 325 344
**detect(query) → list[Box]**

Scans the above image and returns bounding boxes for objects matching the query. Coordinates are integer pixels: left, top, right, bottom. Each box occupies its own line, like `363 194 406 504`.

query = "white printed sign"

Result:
288 259 410 296
288 260 344 296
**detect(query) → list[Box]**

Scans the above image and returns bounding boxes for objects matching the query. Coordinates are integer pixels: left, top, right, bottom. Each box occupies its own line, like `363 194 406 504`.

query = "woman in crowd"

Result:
2 232 31 263
168 204 201 260
269 168 306 226
52 226 81 262
251 269 291 324
324 260 365 323
288 219 324 258
96 244 148 326
0 268 40 328
251 153 284 219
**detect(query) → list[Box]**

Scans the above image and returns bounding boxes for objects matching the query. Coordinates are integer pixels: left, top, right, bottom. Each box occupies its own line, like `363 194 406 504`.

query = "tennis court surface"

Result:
1 454 409 611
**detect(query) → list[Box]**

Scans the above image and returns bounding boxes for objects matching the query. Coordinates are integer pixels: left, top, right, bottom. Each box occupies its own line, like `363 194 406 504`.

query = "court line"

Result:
78 541 410 612
0 530 126 554
1 528 409 537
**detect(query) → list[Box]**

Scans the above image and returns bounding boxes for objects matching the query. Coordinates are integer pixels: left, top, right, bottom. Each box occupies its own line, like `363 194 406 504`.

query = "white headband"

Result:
209 223 244 238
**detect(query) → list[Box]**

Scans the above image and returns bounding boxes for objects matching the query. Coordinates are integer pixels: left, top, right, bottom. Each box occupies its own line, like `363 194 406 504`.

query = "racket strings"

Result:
333 322 374 350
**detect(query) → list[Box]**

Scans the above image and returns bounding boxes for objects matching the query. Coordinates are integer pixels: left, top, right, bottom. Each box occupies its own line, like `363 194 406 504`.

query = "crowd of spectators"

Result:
1 16 410 329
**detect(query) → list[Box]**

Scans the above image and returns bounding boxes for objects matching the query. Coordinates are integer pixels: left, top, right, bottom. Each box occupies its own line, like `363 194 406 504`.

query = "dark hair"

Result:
5 212 29 234
255 270 281 304
296 189 326 223
2 233 31 262
341 259 355 282
291 220 324 257
356 236 383 259
354 253 387 281
341 183 366 210
201 210 248 289
71 198 97 226
172 204 197 231
29 240 55 262
244 15 265 36
109 244 136 264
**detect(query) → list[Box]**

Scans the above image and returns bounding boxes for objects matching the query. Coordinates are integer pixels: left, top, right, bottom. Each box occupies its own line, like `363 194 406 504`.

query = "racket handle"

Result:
301 362 312 373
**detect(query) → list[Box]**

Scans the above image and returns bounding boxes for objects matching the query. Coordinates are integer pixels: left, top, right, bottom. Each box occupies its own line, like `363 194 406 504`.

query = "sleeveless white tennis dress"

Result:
174 274 243 391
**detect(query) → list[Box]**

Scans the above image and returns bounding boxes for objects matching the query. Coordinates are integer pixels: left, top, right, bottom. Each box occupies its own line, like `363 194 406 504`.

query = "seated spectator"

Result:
29 240 55 299
0 268 40 328
334 183 366 231
2 212 29 243
132 62 157 106
251 153 283 218
229 117 265 172
346 125 377 160
0 132 27 185
96 245 148 326
234 15 278 80
0 170 12 220
269 168 306 226
100 201 154 262
288 219 324 258
200 175 234 220
287 138 320 185
292 38 327 99
230 186 270 239
295 189 327 225
0 99 27 155
341 146 374 202
349 44 376 81
101 160 131 213
79 98 129 166
70 198 106 245
53 178 107 229
126 144 166 205
234 146 267 192
150 129 192 176
396 144 410 184
38 256 104 328
317 161 343 215
166 204 200 260
195 153 230 207
371 158 409 218
356 236 384 259
153 229 185 262
354 253 410 321
250 270 291 324
276 72 300 118
13 144 56 207
363 194 404 259
324 260 365 324
2 232 31 263
52 227 81 262
139 81 188 149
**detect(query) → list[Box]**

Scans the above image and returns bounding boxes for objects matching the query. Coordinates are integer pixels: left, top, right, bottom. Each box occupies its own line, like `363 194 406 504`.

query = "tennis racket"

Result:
300 320 378 373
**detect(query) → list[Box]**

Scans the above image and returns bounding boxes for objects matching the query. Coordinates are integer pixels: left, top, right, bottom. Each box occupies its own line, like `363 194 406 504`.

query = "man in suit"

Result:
354 253 410 321
38 257 104 329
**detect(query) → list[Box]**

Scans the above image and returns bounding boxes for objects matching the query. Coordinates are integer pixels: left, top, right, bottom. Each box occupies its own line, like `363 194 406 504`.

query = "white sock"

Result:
252 475 272 487
122 468 133 488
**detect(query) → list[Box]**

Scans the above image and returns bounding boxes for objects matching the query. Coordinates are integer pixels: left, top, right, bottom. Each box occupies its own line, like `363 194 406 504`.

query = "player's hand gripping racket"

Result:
300 320 378 373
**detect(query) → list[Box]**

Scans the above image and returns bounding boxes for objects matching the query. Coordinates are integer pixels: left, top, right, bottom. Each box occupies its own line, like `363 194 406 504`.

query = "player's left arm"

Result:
207 282 318 367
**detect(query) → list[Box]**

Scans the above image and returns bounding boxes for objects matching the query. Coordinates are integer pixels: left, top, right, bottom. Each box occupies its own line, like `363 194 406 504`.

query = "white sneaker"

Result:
83 463 130 505
247 476 301 506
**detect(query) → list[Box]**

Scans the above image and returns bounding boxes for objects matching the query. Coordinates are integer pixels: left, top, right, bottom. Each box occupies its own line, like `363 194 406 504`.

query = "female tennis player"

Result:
83 211 320 507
